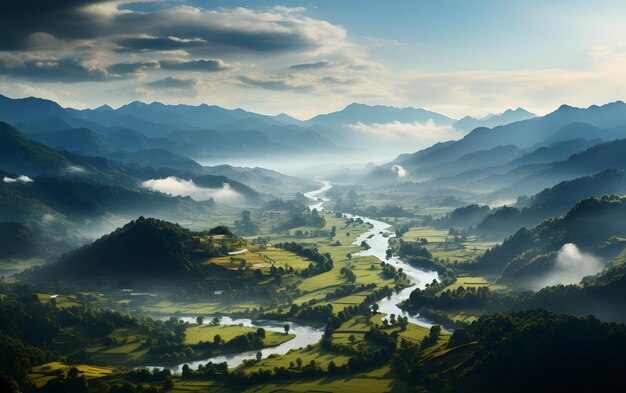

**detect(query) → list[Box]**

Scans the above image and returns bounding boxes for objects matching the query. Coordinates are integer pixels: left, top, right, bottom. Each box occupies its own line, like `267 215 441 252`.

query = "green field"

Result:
29 362 114 388
185 324 294 347
402 227 497 262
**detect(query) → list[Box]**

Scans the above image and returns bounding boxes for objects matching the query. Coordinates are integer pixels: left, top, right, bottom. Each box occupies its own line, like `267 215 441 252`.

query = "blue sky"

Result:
0 1 625 118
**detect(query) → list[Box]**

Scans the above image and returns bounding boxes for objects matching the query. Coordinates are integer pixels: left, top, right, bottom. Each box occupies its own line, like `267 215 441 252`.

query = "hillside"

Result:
0 122 74 176
378 101 626 180
21 217 231 283
473 169 626 237
496 138 626 198
476 195 626 284
0 175 213 222
439 310 626 392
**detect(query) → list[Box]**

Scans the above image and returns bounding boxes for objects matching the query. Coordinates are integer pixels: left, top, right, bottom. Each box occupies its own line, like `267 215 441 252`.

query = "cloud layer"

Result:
141 176 243 204
347 120 463 144
1 2 626 119
531 243 605 290
3 175 34 183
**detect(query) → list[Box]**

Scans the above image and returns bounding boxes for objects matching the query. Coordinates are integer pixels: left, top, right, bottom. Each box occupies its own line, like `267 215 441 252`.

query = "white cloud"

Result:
531 243 604 290
588 45 613 60
391 165 406 178
3 175 34 183
141 176 243 203
347 120 463 143
66 165 86 174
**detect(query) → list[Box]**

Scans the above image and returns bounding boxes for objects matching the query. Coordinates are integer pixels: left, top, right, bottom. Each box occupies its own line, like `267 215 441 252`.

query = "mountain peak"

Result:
94 104 113 112
557 104 577 111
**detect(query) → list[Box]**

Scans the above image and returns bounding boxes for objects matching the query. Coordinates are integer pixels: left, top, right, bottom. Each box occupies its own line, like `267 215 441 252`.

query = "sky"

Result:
1 0 626 119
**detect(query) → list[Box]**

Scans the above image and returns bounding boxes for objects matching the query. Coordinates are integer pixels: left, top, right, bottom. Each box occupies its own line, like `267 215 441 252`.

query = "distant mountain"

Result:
496 138 626 198
273 113 304 125
307 102 456 128
0 94 73 125
203 164 314 195
420 145 522 178
0 123 266 206
538 122 626 147
453 108 536 132
107 149 205 172
103 128 193 154
476 169 626 237
507 138 600 168
0 122 74 176
28 128 113 157
0 94 338 159
193 174 262 203
429 139 601 191
382 101 626 178
0 175 212 223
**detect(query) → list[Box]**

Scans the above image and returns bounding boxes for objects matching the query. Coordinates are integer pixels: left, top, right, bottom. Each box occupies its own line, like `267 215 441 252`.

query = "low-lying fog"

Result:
141 176 244 204
530 243 605 290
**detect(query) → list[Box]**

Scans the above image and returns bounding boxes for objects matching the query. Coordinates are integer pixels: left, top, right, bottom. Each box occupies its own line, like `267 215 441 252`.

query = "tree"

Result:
348 335 356 344
296 357 303 369
256 328 266 339
372 303 379 313
256 351 262 361
214 334 222 345
254 269 263 281
346 253 352 260
284 324 290 334
196 316 204 325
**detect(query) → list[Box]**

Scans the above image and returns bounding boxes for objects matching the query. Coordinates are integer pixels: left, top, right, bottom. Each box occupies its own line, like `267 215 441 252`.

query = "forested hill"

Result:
21 217 238 283
477 194 626 282
439 309 626 392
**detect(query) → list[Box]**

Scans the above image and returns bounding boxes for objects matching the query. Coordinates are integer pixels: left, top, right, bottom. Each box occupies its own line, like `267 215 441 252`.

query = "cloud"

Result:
238 75 312 92
0 55 109 82
588 45 613 60
347 120 463 144
531 243 604 290
108 61 159 75
145 77 197 90
114 36 208 52
0 3 347 55
3 175 33 183
66 165 86 174
141 176 243 203
391 165 406 178
159 58 231 72
289 61 331 70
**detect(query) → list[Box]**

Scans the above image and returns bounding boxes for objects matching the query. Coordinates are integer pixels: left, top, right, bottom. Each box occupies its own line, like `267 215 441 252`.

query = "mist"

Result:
3 175 33 183
531 243 604 290
141 176 243 204
392 165 406 178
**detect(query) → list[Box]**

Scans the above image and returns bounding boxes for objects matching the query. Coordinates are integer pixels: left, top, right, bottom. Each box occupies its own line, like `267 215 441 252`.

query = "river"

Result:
306 180 439 328
143 180 437 371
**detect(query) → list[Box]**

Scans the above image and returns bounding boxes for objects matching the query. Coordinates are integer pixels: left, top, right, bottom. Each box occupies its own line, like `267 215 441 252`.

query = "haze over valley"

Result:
2 2 626 393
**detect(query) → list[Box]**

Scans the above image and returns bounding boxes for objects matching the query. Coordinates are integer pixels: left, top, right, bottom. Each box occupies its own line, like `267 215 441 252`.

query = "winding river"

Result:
144 180 437 371
306 180 439 328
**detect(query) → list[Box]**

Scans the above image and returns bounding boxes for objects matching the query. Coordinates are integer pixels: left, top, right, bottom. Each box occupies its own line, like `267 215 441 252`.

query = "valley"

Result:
3 47 626 393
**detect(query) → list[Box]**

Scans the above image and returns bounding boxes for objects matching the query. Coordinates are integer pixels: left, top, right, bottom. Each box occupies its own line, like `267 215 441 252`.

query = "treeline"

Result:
276 208 326 231
20 217 240 283
443 309 626 392
0 283 196 390
274 242 334 277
